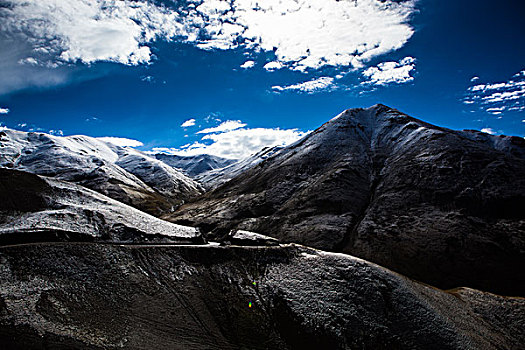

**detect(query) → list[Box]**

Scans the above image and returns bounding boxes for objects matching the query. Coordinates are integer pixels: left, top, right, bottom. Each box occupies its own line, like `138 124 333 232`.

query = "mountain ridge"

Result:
0 128 203 216
167 104 525 296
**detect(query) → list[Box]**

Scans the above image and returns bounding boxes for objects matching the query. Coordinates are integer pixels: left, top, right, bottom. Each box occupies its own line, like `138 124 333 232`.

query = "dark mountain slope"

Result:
168 104 525 296
1 243 524 349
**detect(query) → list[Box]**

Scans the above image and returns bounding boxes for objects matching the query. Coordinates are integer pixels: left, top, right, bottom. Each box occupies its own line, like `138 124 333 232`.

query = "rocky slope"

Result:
168 104 525 296
1 242 524 349
0 168 203 245
196 146 285 189
0 129 202 216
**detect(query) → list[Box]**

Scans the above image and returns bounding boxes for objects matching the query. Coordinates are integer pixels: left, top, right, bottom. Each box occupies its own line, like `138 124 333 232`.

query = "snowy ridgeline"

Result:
0 129 203 216
0 168 203 244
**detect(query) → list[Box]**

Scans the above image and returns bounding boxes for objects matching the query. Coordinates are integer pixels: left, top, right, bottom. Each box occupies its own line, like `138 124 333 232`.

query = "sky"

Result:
0 0 524 159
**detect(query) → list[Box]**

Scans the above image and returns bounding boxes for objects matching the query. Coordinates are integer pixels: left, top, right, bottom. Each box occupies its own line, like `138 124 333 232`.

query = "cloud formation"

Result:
463 69 525 116
480 128 496 135
153 119 308 159
272 77 336 94
98 136 144 147
196 120 246 134
240 60 255 69
0 0 185 66
2 0 415 71
193 0 416 71
181 119 196 127
362 57 416 86
0 108 9 114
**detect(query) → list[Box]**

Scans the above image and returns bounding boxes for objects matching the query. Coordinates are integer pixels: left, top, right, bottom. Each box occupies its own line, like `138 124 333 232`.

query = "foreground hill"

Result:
1 243 523 349
168 104 525 296
0 129 202 216
0 169 202 245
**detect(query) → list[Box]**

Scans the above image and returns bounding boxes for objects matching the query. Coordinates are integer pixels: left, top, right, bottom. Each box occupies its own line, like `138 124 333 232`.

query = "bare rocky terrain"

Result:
168 105 525 296
1 105 524 349
1 243 524 349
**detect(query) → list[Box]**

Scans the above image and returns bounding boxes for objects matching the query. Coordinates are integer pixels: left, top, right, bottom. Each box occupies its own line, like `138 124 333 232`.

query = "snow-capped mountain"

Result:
155 153 236 178
168 104 525 296
0 129 202 216
0 168 202 244
1 105 524 349
154 146 286 189
195 146 285 189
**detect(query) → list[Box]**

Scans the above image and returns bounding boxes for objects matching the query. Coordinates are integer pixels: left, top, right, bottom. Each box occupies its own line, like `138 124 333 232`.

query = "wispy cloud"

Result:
463 69 525 116
141 75 155 83
85 116 100 123
0 107 9 114
181 119 196 128
362 57 416 86
98 136 143 148
481 127 496 135
196 120 246 134
272 77 336 94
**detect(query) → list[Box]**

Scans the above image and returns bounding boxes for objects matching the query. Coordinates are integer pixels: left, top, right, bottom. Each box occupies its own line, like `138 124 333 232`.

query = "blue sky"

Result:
0 0 524 159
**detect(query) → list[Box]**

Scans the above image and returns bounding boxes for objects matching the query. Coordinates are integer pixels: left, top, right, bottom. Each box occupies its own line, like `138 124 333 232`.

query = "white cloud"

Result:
18 57 39 66
2 0 416 72
196 120 247 134
192 0 416 71
272 77 335 94
263 61 283 71
181 118 196 127
464 69 525 115
152 126 308 159
0 108 9 114
85 116 100 123
470 76 479 82
362 56 416 86
486 106 506 115
98 136 143 147
240 60 255 69
141 75 155 83
49 129 64 136
481 128 496 135
1 0 187 66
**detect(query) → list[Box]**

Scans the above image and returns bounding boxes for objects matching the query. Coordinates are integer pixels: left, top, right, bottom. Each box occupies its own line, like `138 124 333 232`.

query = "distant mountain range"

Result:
154 153 236 178
0 129 202 216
